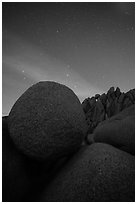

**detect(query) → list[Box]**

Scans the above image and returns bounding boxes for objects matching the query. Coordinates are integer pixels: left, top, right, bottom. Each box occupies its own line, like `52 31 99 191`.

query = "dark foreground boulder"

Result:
92 105 135 155
40 143 135 202
8 81 88 161
2 116 70 201
2 116 31 201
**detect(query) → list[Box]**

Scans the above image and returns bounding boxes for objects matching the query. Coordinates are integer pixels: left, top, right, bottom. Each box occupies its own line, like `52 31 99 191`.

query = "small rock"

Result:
125 91 134 104
82 98 91 113
95 94 100 100
118 93 125 104
115 87 121 98
89 97 96 109
123 97 133 109
107 87 116 103
100 93 107 107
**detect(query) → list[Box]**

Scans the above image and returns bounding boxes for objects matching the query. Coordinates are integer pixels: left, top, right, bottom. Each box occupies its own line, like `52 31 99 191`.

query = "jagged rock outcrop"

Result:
82 87 135 134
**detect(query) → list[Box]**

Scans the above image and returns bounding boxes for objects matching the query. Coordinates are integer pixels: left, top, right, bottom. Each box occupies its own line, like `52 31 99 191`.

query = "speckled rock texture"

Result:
40 143 135 202
3 116 70 202
92 105 135 155
3 85 135 202
82 87 135 134
8 81 88 160
2 116 31 201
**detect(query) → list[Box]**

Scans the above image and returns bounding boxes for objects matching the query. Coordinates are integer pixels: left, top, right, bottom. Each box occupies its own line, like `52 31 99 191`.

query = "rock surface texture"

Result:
40 143 135 202
3 82 135 202
82 87 135 134
2 117 31 201
3 116 72 202
92 105 135 155
8 81 88 160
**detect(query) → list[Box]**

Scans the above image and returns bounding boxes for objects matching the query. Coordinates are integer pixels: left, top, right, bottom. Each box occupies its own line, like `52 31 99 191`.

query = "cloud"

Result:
3 31 103 114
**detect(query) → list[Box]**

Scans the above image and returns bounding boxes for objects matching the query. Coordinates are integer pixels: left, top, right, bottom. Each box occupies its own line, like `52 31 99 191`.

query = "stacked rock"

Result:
40 143 135 202
3 81 88 201
2 81 135 202
82 87 135 134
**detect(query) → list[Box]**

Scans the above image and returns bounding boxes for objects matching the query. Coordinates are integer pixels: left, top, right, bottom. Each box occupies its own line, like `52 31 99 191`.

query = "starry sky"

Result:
2 2 135 115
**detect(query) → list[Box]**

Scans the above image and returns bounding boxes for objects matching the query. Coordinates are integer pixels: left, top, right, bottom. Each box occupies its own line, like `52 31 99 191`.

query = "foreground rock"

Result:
8 81 88 161
40 143 135 202
2 116 31 201
3 116 70 201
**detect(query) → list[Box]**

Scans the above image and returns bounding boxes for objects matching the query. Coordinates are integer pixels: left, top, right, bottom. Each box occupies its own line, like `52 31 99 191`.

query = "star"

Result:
39 39 43 44
66 73 70 77
22 70 25 73
74 44 78 49
56 29 59 33
125 11 130 15
102 75 105 79
40 52 44 56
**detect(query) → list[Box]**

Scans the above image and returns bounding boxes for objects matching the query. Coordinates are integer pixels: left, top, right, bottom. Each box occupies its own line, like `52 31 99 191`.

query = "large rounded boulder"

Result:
8 81 88 160
40 143 135 202
3 116 68 201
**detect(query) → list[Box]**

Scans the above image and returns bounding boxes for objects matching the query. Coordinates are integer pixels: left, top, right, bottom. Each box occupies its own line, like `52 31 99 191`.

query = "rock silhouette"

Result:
8 81 88 161
82 87 135 135
2 82 135 201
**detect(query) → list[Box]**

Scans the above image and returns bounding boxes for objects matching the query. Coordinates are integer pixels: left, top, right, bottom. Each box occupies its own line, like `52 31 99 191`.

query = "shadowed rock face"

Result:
2 116 71 202
82 87 135 134
40 143 135 202
2 83 135 202
2 116 31 201
91 105 135 155
8 81 88 161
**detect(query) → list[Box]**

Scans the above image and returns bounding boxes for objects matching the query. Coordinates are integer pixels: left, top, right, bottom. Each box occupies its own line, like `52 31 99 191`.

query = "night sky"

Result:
2 2 135 115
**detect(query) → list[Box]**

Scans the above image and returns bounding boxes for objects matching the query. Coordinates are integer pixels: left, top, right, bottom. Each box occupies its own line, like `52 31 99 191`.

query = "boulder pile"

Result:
82 87 135 134
40 143 135 202
2 82 135 202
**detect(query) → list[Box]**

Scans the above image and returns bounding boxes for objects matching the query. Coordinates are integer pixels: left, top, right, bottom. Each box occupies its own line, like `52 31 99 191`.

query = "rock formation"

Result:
8 81 88 161
82 87 135 135
87 105 135 155
2 82 135 202
3 116 71 201
40 143 135 202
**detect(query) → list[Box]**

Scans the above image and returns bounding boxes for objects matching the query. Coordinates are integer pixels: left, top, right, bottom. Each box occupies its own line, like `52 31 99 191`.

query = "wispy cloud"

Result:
3 31 102 114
